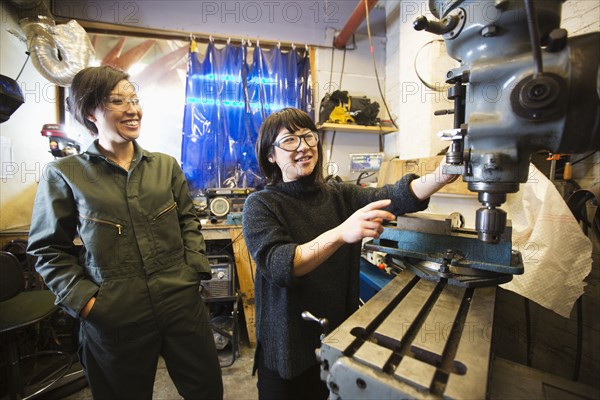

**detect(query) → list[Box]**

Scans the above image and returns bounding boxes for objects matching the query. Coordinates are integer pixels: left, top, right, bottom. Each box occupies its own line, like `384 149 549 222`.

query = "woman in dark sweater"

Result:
242 108 455 400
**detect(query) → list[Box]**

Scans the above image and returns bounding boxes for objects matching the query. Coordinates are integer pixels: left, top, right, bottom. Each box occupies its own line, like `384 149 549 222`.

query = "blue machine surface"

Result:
359 258 393 302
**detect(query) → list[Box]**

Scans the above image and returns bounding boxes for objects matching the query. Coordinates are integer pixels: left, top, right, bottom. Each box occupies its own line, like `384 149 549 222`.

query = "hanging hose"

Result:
20 17 95 87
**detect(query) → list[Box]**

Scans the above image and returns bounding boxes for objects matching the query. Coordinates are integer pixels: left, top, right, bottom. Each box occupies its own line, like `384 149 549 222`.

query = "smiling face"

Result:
89 79 142 145
269 127 319 182
256 108 324 185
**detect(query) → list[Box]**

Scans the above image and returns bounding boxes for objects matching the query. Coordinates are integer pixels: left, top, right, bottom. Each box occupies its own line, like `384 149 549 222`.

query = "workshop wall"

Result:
384 0 456 160
0 1 56 230
49 0 387 48
46 0 391 183
1 1 597 230
314 29 388 184
0 1 389 230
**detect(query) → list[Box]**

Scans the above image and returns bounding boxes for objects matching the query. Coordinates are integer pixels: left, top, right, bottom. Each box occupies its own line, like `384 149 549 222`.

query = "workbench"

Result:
0 224 259 348
0 227 30 246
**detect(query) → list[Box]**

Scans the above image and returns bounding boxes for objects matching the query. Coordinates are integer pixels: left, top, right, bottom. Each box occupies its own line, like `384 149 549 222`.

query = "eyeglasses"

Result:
272 131 319 152
104 97 142 111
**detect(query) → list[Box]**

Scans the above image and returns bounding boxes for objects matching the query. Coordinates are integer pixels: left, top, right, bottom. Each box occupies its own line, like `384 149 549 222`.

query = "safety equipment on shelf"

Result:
319 90 380 126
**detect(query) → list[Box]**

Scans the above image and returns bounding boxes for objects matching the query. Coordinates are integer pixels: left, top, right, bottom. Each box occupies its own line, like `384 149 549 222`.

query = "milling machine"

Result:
307 0 600 398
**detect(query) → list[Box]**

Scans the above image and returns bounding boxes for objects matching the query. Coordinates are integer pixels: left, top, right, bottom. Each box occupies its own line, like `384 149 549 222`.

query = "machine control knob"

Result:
434 109 455 116
413 14 460 35
413 15 429 31
217 271 225 280
511 73 565 121
519 76 560 110
546 28 568 52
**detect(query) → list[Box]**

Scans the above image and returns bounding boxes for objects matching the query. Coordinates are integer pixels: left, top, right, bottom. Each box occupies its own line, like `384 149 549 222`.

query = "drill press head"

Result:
416 0 600 242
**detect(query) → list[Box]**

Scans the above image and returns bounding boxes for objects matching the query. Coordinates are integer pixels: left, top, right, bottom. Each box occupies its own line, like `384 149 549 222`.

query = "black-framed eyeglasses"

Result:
272 131 319 152
104 97 142 111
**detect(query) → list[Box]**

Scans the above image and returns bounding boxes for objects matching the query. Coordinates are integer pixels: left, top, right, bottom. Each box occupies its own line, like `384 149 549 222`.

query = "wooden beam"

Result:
228 227 257 348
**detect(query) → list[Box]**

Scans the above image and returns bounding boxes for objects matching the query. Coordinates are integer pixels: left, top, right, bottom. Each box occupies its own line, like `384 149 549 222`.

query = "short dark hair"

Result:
67 66 130 136
256 107 323 185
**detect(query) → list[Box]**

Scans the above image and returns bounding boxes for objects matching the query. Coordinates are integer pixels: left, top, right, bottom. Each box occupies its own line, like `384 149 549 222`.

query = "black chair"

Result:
0 251 74 399
1 240 44 291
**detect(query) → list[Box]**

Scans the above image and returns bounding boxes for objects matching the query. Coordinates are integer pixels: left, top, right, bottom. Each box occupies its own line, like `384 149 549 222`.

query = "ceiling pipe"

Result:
333 0 379 49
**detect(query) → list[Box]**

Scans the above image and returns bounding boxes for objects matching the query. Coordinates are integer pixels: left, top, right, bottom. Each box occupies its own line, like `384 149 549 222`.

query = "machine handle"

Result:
301 311 330 335
413 15 459 35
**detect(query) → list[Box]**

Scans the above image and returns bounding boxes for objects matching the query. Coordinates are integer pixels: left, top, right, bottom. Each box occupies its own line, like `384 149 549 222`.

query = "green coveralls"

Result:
27 140 223 399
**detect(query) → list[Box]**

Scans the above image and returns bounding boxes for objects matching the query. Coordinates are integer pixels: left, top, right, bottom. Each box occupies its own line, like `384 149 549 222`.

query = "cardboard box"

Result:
377 156 473 196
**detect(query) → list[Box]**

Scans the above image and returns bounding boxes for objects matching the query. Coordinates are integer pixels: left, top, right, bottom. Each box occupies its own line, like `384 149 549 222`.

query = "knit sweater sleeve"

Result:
242 192 298 287
341 173 430 215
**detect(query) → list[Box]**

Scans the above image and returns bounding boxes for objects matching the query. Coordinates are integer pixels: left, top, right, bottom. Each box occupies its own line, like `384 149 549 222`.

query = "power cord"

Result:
364 1 398 130
339 47 347 88
328 46 334 92
571 150 598 166
328 130 337 165
327 43 347 92
413 40 452 92
554 151 597 174
356 171 376 186
15 51 30 81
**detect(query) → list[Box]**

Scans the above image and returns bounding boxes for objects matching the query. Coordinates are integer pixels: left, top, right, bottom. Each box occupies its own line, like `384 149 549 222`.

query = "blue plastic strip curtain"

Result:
182 41 246 191
298 49 314 120
182 41 312 193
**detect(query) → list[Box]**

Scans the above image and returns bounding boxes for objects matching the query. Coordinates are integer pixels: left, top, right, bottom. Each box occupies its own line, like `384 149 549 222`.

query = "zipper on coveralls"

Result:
80 214 123 235
153 203 177 220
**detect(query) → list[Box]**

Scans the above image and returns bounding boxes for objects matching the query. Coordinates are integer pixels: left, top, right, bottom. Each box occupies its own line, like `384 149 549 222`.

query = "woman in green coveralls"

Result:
242 108 456 400
27 66 223 400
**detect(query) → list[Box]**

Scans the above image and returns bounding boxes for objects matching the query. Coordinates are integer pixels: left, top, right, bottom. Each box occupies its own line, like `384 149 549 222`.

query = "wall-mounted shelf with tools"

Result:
317 123 397 135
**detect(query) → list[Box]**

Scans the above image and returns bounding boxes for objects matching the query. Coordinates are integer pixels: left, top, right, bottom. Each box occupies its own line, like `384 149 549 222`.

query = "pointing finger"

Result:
362 199 392 212
363 210 395 221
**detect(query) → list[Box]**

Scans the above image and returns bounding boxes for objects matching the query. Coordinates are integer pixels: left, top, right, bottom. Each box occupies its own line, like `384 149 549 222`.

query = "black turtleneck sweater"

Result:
241 173 428 379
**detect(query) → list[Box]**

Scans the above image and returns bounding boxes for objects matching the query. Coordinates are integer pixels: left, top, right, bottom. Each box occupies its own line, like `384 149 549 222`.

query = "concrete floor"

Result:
61 342 258 400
